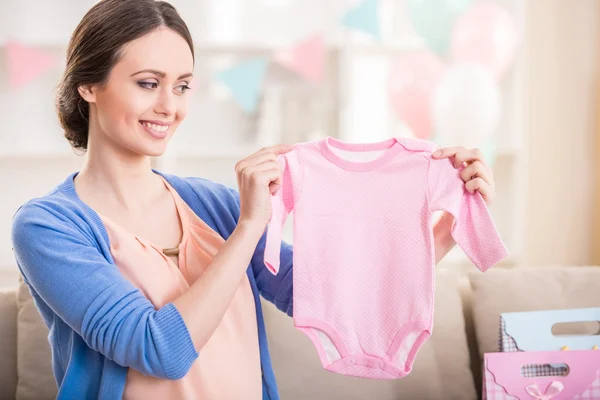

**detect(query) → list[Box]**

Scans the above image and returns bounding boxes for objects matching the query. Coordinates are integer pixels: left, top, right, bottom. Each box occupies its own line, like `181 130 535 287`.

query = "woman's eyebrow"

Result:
130 69 193 79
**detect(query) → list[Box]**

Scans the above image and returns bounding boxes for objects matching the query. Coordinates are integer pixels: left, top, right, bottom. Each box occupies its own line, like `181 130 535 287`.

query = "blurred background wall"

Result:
524 0 599 267
0 0 598 289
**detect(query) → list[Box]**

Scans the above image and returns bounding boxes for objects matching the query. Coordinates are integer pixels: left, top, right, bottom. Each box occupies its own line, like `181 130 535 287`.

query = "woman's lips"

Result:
140 120 170 139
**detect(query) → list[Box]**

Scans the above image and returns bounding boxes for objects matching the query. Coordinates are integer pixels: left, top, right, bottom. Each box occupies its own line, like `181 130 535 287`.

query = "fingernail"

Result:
433 150 442 157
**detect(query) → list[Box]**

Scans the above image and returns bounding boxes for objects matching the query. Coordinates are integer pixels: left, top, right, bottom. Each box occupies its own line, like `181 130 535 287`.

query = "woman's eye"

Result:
138 82 158 89
177 84 191 93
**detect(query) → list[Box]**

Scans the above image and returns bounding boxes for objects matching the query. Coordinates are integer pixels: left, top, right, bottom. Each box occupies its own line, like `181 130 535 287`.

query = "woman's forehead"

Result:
116 27 194 76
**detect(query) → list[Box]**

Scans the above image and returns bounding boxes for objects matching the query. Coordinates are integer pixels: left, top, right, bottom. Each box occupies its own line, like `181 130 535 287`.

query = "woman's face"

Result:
81 27 194 157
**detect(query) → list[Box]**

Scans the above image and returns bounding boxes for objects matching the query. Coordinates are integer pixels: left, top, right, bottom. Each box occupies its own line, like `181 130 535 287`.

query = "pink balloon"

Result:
388 50 446 140
450 2 520 80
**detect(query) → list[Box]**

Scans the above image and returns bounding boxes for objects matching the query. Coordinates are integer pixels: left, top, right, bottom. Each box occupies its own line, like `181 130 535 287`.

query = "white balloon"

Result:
432 63 501 148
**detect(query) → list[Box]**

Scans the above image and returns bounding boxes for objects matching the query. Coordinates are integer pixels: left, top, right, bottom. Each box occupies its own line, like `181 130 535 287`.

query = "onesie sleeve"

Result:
428 156 509 272
264 149 302 275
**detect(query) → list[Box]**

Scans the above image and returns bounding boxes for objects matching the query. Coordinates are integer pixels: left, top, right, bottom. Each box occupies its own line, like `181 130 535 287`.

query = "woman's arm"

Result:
12 144 294 381
12 203 198 380
174 143 294 350
433 211 457 264
172 220 267 348
225 187 294 316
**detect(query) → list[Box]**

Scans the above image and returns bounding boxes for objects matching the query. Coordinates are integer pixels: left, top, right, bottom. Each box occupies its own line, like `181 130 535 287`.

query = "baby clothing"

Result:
264 136 508 379
99 176 262 400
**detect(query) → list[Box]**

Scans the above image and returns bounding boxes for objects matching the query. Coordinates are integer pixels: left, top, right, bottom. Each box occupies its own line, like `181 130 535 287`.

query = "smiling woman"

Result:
9 1 502 399
60 32 194 158
56 1 195 156
11 0 296 399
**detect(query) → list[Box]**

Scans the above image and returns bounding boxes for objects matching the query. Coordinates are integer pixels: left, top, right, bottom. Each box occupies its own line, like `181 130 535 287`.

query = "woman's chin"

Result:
130 140 169 159
144 145 168 158
140 135 175 158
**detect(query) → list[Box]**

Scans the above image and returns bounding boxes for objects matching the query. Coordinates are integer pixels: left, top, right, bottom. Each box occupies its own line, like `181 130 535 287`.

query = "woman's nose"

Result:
155 89 177 116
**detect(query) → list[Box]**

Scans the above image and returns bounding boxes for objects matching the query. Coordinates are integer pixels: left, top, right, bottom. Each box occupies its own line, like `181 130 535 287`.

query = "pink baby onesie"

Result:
264 136 508 380
98 175 262 400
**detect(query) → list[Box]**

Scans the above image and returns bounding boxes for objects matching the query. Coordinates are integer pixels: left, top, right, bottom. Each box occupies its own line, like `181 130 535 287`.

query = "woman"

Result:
10 0 496 399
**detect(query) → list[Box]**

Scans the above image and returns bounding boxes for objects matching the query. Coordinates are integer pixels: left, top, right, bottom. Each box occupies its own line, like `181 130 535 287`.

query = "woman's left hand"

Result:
432 146 496 205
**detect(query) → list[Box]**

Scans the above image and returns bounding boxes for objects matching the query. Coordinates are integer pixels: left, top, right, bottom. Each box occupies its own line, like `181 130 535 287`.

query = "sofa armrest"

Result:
0 290 17 400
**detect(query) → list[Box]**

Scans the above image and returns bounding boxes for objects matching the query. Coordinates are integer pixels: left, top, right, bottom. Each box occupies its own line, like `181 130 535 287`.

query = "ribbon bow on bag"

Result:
525 381 565 400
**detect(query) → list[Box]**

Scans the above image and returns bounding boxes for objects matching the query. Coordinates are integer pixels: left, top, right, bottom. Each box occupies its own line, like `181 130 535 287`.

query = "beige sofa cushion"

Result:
469 265 600 362
263 269 477 400
0 290 18 400
16 276 57 400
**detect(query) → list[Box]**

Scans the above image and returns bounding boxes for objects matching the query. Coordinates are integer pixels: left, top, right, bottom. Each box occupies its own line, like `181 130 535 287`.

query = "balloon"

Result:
388 50 446 140
450 2 520 80
406 0 473 56
432 64 501 148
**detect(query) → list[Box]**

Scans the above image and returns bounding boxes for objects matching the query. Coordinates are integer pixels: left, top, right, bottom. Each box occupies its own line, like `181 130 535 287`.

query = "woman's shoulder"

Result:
12 173 98 240
12 171 243 238
14 185 76 222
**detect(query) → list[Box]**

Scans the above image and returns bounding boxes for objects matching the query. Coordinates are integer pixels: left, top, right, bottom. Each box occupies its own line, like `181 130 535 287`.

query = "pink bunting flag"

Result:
6 40 58 90
274 34 325 83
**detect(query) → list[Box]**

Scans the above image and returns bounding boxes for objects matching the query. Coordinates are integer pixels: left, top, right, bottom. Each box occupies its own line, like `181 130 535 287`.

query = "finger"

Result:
235 151 278 173
250 143 295 158
465 177 483 194
454 148 488 169
236 143 294 172
241 162 283 190
262 168 285 195
465 178 494 203
249 166 283 195
241 161 282 179
460 161 493 188
432 147 464 159
269 175 283 195
433 147 489 169
433 147 468 169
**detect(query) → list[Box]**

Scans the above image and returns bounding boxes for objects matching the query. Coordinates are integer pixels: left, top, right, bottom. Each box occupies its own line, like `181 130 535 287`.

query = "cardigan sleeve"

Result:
11 202 198 380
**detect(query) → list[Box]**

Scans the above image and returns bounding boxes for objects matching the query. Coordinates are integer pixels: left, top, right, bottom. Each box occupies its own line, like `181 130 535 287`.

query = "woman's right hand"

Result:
234 144 295 228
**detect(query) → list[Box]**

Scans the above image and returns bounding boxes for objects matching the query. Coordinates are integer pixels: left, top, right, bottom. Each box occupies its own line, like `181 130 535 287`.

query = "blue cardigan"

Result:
10 170 294 400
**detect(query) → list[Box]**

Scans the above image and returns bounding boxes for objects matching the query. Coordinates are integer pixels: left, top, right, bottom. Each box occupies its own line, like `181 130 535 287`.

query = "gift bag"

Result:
499 307 600 377
483 350 600 399
499 307 600 352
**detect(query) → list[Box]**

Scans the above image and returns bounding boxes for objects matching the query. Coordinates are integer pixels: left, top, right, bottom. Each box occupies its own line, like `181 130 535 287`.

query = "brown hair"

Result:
56 0 194 152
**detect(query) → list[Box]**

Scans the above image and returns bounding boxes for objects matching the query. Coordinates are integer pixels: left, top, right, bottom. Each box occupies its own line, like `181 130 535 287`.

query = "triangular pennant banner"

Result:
216 58 268 113
274 34 325 83
340 0 381 40
6 40 58 90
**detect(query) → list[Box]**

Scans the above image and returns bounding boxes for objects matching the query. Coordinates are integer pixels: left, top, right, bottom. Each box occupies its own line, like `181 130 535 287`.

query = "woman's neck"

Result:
75 140 163 214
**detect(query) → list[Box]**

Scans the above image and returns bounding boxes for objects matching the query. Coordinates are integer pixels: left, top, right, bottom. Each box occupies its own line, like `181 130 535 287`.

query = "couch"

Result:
1 266 599 400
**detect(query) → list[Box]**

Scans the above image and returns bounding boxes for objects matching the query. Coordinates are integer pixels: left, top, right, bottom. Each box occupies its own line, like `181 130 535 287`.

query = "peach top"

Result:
98 176 262 400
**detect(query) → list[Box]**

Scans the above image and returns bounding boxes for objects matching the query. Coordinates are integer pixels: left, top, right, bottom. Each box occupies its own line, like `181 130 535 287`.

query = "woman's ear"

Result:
77 84 96 103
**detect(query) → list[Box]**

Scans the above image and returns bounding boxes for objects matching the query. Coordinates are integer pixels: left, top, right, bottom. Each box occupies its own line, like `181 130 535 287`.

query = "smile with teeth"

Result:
141 121 170 133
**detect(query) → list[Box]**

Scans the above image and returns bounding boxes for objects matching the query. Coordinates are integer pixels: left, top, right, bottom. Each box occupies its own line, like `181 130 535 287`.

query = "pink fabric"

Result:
264 136 508 379
98 176 262 400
